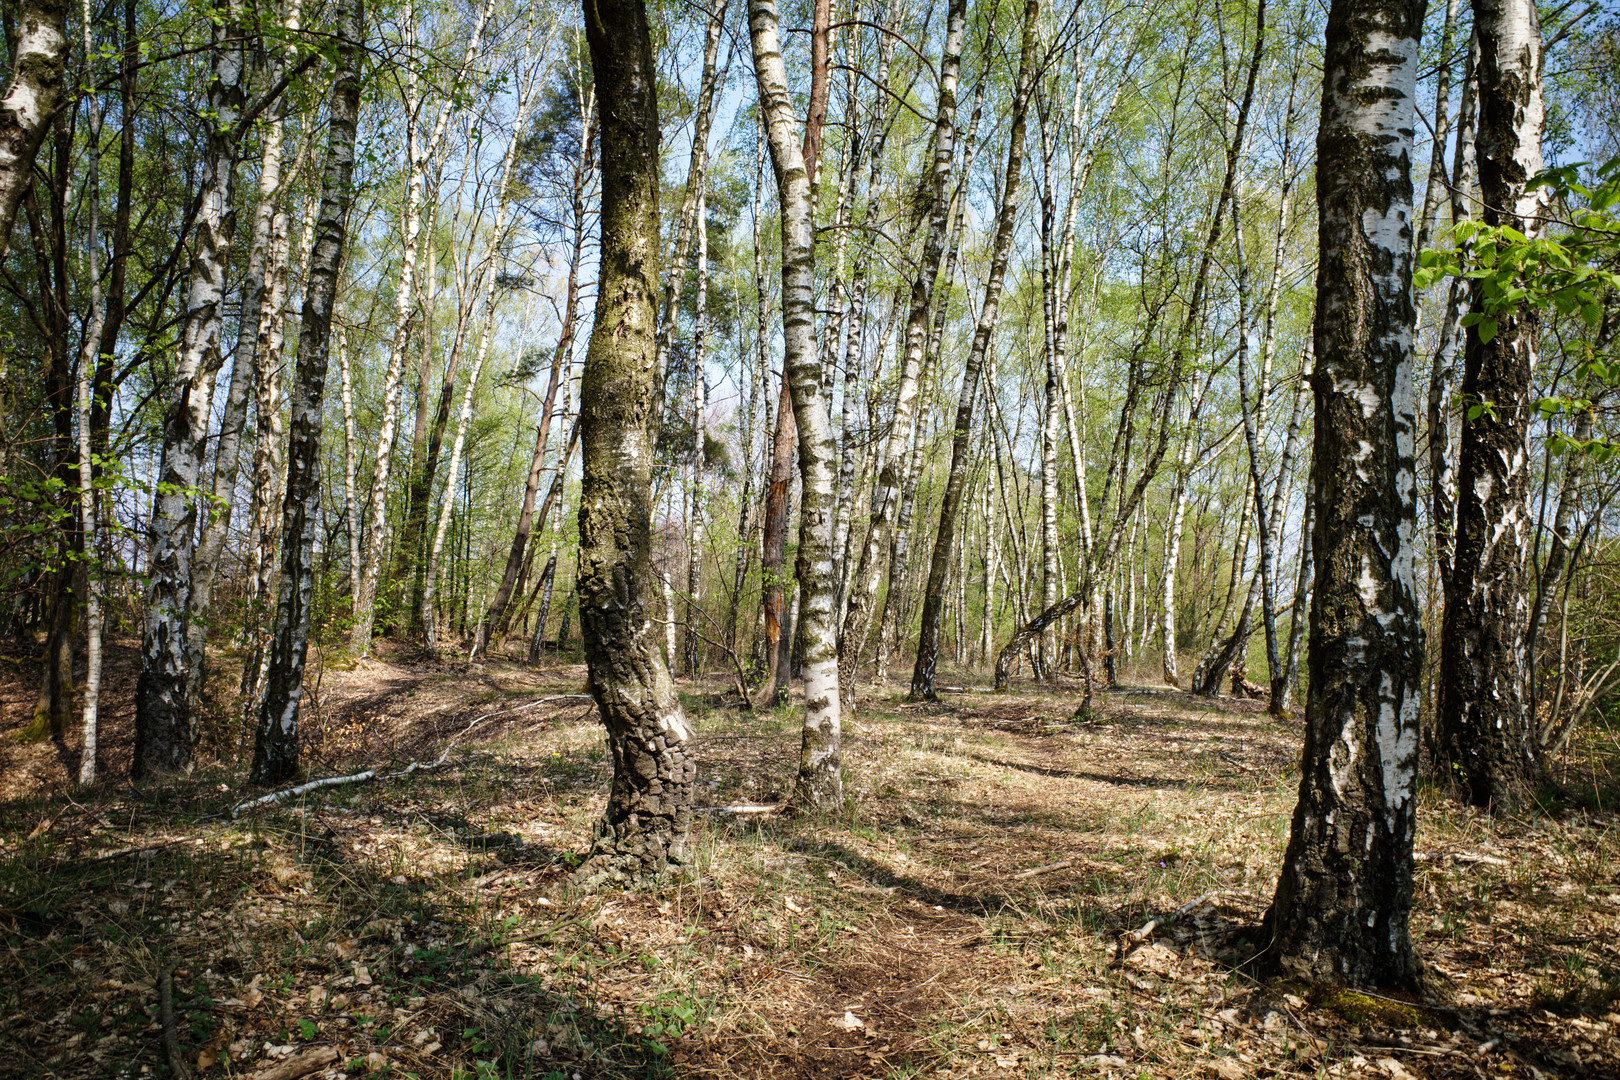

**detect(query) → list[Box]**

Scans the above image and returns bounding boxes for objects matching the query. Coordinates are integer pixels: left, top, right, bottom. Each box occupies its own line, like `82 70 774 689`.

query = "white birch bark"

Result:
0 0 68 256
75 0 105 784
748 0 843 809
135 0 248 777
839 0 965 696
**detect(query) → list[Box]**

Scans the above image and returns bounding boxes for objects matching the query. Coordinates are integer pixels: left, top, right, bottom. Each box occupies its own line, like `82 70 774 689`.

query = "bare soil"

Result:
3 640 1618 1079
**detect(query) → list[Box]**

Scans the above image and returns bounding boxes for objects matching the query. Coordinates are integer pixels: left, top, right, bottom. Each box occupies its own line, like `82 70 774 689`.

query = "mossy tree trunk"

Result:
572 0 696 883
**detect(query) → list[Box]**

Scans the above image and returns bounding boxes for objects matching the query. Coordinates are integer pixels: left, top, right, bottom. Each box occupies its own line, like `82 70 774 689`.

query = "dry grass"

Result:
2 644 1619 1079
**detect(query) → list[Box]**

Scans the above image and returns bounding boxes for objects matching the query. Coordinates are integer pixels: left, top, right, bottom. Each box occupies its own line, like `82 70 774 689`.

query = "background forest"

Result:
2 0 1620 1074
0 0 1615 781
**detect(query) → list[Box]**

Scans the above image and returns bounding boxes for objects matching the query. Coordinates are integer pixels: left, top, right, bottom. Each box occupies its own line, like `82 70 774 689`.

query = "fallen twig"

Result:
1012 858 1075 879
159 967 192 1080
697 804 779 816
232 694 588 817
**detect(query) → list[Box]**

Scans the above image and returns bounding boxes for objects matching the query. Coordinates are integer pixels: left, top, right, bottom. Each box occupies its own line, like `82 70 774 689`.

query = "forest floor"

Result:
3 638 1620 1080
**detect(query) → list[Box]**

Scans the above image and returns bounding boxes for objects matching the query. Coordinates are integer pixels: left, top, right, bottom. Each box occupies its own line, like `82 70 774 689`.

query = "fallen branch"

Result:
231 695 581 818
249 1046 339 1080
697 804 779 816
159 967 192 1080
1112 891 1213 963
1012 858 1075 879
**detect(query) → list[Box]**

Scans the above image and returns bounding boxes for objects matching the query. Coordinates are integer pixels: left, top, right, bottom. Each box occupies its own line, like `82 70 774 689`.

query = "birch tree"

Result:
1435 0 1549 811
749 0 844 810
251 0 365 783
0 0 68 257
135 1 249 778
1264 0 1424 989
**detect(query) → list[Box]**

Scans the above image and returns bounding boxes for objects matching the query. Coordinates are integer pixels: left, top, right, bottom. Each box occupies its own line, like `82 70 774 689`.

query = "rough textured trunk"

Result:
250 0 364 784
188 17 298 702
0 0 68 257
1264 0 1424 990
135 2 247 779
573 0 695 884
750 0 843 811
910 18 1035 700
839 0 965 702
1436 0 1547 812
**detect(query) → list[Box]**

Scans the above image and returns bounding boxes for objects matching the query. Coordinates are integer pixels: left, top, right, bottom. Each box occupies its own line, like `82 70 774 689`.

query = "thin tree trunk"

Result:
74 0 105 782
351 0 491 654
839 0 966 702
250 0 364 783
994 0 1266 698
188 6 300 701
911 14 1036 700
527 553 558 662
1430 39 1478 591
683 178 710 676
1280 475 1314 709
750 0 843 810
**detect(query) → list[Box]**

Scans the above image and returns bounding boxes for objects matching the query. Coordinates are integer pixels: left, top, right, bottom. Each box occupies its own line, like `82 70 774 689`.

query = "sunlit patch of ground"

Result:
2 646 1618 1078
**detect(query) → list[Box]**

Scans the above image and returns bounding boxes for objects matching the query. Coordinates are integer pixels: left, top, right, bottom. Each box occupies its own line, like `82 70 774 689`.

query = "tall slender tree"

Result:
250 0 366 784
1436 0 1548 811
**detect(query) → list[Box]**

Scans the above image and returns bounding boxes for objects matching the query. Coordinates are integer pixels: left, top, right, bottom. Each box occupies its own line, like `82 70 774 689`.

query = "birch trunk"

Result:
250 0 364 783
1429 42 1477 592
1437 0 1548 810
839 0 965 701
911 12 1036 700
682 180 710 675
351 0 491 653
1264 0 1424 988
135 1 247 778
188 6 301 700
74 0 105 782
994 0 1265 697
749 0 843 810
0 0 68 256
